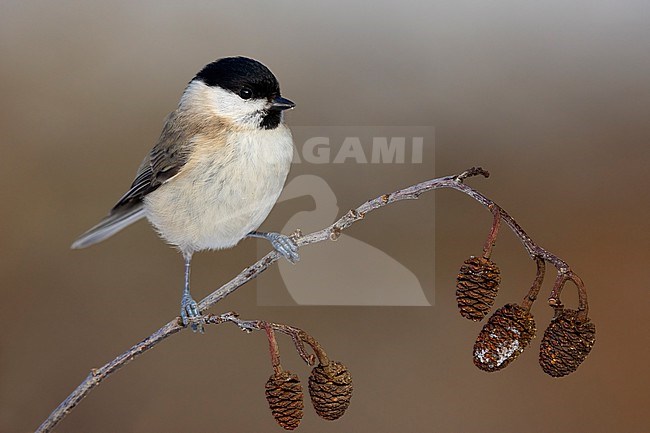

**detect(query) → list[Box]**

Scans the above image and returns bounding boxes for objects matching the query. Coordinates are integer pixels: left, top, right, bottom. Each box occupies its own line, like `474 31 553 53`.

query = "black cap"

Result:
194 56 281 99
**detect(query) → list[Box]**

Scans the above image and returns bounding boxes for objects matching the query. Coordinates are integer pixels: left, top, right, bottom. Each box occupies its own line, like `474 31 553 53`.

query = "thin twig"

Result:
521 257 546 311
262 324 283 375
482 204 501 259
35 167 584 433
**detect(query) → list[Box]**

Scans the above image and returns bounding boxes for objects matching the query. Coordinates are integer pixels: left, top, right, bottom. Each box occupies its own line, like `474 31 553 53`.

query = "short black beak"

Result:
270 96 295 111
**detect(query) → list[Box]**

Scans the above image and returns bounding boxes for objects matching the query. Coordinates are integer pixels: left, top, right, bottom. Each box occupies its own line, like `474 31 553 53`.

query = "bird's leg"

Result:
180 253 203 333
247 231 299 263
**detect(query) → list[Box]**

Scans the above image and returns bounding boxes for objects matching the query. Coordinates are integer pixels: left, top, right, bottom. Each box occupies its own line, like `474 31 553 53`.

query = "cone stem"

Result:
521 257 546 311
482 204 501 259
548 273 568 310
569 272 590 320
296 330 331 367
260 322 330 367
263 323 283 376
548 272 589 320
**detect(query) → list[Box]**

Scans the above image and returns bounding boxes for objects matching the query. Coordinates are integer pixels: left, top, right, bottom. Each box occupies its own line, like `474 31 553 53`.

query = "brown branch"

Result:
35 166 586 433
521 257 546 311
481 204 501 259
548 271 589 321
262 323 283 375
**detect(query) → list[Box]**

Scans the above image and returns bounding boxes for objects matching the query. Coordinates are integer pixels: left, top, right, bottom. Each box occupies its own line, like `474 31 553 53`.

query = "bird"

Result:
71 56 299 332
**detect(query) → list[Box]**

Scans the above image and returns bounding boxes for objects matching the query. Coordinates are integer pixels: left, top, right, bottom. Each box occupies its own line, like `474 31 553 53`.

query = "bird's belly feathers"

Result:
143 127 293 254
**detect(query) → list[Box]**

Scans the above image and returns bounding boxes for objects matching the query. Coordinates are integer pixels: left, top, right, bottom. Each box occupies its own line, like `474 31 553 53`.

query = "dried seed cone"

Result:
308 361 353 421
473 303 536 372
539 309 596 377
265 371 304 430
456 256 502 321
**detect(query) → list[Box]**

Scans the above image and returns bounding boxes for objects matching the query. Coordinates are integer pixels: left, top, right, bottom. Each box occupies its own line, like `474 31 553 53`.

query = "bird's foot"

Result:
248 230 300 263
266 232 300 263
180 293 204 333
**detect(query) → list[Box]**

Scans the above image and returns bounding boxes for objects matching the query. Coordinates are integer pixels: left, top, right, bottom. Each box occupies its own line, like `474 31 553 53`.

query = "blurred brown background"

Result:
1 1 649 432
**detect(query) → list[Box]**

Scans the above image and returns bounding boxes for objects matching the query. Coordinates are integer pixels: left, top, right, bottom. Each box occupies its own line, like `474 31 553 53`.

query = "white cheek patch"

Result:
182 81 268 128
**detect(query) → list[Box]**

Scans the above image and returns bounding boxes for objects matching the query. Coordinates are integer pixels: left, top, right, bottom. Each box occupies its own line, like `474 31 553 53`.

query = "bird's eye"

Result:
239 88 253 100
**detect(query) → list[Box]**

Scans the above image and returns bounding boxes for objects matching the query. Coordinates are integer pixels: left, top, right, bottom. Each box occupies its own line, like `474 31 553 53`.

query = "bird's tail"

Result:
71 204 145 249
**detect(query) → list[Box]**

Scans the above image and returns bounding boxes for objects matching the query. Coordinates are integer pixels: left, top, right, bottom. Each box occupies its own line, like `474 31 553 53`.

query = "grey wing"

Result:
113 113 190 209
70 204 146 249
71 114 190 249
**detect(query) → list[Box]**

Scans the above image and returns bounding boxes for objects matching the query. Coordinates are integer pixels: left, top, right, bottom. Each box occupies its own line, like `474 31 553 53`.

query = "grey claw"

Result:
269 233 300 263
181 295 204 333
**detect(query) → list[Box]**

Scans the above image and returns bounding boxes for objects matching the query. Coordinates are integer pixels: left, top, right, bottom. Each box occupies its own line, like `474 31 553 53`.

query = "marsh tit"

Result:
72 57 298 332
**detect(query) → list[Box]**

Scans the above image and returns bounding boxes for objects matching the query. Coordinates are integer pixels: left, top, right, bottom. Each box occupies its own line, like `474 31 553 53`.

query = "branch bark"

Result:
35 167 586 433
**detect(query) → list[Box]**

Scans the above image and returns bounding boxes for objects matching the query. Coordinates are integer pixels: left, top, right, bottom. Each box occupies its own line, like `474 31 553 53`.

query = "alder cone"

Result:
308 361 353 421
456 256 501 321
473 303 536 372
265 371 304 430
539 309 596 377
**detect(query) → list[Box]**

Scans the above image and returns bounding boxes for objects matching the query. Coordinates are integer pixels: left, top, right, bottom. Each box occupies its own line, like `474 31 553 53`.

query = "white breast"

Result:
143 125 293 255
